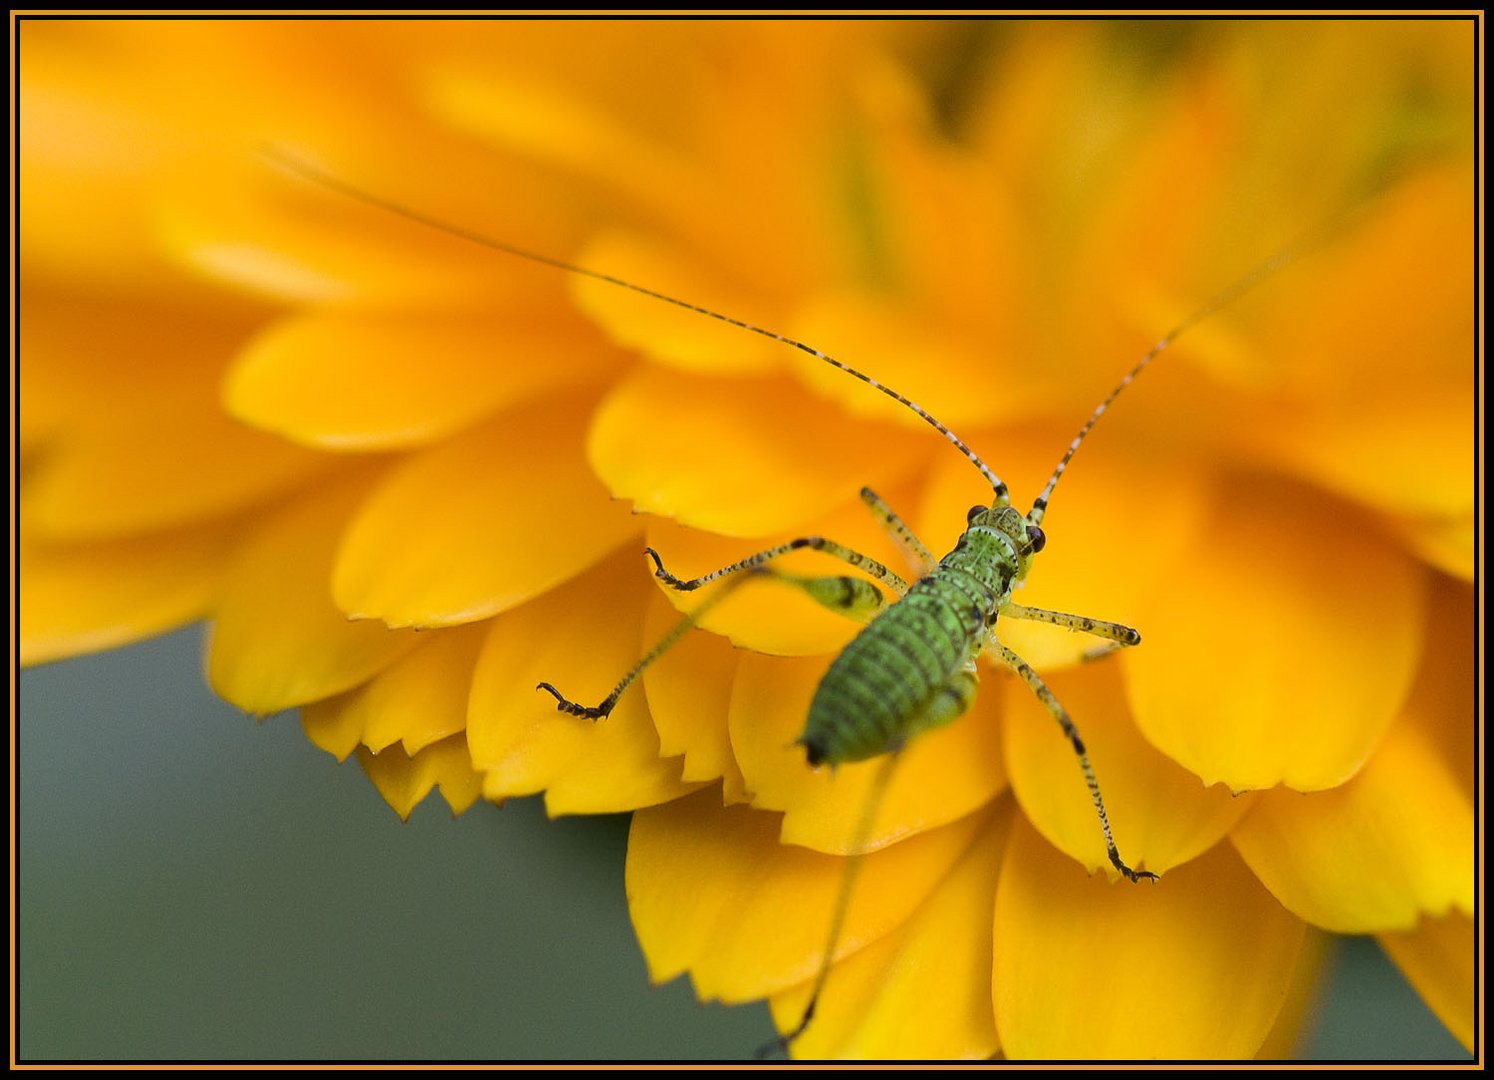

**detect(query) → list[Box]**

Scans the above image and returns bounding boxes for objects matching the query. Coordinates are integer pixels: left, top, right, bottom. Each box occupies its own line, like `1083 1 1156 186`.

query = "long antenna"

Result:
262 146 1015 504
1028 213 1357 527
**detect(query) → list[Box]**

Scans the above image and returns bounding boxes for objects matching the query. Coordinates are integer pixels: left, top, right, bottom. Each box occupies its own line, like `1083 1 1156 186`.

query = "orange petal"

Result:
466 548 698 814
729 651 1007 854
588 364 927 537
23 405 323 541
626 789 984 1003
1255 928 1331 1060
1391 513 1474 583
206 476 422 713
333 391 641 628
426 68 694 213
1403 573 1476 801
994 820 1305 1059
22 290 325 541
1229 717 1473 934
19 522 231 665
769 803 1011 1060
300 693 361 763
165 154 538 308
301 622 488 758
791 294 1035 435
1259 166 1474 523
1379 911 1475 1053
356 733 483 820
916 439 1212 671
226 310 617 451
1127 482 1426 791
1003 662 1249 878
571 232 784 376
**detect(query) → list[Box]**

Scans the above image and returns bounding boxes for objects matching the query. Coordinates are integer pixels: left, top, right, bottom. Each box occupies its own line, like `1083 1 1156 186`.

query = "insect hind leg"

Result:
986 637 1156 884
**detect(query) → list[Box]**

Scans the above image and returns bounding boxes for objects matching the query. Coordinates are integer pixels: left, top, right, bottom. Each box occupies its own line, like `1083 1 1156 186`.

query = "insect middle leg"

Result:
1002 603 1141 661
985 635 1156 883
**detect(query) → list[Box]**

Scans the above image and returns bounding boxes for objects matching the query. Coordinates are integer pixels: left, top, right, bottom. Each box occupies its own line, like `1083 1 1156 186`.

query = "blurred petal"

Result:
356 732 484 820
206 477 422 714
22 290 324 541
1230 718 1473 934
588 364 927 537
1401 572 1476 800
770 802 1011 1059
571 233 784 376
1256 928 1331 1060
466 547 698 814
1380 911 1475 1053
1392 514 1474 583
226 310 618 450
994 820 1305 1059
426 63 692 209
1257 166 1475 525
167 160 534 308
333 391 640 628
729 651 1006 854
1004 662 1248 878
1127 481 1426 791
19 523 232 664
627 788 983 1003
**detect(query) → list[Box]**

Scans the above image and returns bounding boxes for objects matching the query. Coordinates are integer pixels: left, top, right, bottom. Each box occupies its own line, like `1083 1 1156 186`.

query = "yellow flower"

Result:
20 19 1474 1059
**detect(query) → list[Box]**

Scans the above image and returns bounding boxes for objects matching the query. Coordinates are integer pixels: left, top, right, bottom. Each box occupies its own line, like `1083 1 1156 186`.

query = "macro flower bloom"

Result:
20 19 1474 1059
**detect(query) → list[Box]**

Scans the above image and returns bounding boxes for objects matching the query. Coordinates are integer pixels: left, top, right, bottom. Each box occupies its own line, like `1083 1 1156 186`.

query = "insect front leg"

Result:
985 636 1157 884
858 486 935 575
1002 603 1141 661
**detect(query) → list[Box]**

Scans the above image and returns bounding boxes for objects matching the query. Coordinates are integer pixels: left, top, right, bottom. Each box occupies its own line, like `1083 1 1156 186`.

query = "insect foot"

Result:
1112 853 1159 884
535 682 613 720
642 547 697 590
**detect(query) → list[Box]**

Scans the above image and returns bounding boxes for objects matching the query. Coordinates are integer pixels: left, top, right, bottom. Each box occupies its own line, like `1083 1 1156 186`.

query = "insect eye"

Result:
1026 524 1046 552
966 505 988 524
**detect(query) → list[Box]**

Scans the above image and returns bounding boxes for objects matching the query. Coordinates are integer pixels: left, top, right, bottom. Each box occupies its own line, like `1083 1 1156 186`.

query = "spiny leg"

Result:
1002 603 1141 648
1003 603 1140 663
646 535 910 598
536 561 765 719
986 637 1156 884
765 668 980 1058
539 538 904 720
859 486 934 575
758 751 903 1059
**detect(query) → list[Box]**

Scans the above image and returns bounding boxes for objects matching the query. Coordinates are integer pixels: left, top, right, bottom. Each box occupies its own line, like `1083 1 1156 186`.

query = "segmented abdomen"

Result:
799 566 998 766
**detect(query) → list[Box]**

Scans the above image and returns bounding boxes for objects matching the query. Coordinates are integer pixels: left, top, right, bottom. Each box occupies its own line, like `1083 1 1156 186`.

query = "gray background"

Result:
17 626 1470 1061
